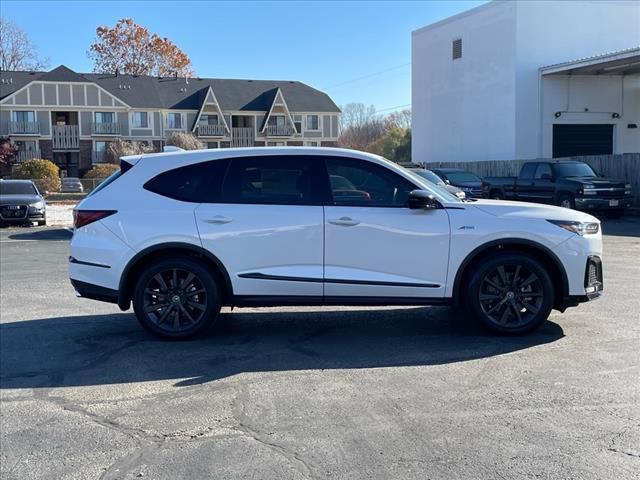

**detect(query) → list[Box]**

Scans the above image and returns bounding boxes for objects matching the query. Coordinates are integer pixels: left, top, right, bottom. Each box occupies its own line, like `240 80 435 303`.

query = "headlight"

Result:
30 201 45 210
625 183 632 195
547 220 599 236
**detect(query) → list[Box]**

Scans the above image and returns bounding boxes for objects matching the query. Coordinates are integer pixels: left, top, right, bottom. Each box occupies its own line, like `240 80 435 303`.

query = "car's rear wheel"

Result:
467 253 554 335
133 257 221 339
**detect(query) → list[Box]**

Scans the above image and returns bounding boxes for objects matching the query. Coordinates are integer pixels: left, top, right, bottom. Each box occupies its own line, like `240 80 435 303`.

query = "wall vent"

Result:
452 38 462 60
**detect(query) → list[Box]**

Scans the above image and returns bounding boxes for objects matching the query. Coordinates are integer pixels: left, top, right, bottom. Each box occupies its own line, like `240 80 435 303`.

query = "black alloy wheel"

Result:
133 257 221 339
467 253 554 334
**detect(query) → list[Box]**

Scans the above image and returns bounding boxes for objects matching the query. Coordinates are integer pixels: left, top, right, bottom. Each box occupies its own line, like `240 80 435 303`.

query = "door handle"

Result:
202 215 232 224
328 216 360 227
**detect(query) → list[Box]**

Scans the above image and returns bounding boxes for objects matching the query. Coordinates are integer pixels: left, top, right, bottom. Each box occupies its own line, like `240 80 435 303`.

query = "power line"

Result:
374 103 411 114
322 62 410 90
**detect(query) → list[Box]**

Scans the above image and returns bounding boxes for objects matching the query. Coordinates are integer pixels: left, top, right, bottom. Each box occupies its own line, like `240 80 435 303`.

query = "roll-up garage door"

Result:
552 124 613 158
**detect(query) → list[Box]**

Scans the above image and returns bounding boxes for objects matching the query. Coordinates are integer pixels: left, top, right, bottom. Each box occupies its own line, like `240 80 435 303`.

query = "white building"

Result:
411 0 640 163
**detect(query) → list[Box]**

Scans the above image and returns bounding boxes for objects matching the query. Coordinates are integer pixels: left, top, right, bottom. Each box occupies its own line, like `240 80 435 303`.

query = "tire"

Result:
466 252 554 335
605 210 624 219
132 257 221 340
490 190 504 200
557 194 575 210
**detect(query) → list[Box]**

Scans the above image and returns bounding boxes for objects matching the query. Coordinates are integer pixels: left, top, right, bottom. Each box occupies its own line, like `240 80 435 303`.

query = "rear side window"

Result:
519 163 537 180
222 156 320 205
144 159 229 202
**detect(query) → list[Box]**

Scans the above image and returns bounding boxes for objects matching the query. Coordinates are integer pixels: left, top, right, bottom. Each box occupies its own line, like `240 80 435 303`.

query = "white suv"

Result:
70 147 603 339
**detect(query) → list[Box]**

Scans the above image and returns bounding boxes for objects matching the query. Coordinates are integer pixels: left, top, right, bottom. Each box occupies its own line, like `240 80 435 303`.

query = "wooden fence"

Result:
421 154 640 207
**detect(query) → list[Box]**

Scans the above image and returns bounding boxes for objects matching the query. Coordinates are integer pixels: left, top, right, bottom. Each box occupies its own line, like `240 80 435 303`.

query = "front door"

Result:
195 155 326 297
530 163 556 204
323 157 450 299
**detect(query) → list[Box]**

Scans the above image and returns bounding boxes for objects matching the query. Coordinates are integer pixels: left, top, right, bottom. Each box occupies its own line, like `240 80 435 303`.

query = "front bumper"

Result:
0 204 46 223
558 255 603 311
575 196 632 210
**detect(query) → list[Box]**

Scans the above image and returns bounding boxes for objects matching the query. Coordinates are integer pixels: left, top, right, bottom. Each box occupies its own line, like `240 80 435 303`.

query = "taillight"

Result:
73 210 117 228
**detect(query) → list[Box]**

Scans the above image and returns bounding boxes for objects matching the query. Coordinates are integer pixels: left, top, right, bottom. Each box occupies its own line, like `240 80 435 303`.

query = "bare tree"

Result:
338 103 386 151
384 109 411 130
0 17 49 71
165 132 203 150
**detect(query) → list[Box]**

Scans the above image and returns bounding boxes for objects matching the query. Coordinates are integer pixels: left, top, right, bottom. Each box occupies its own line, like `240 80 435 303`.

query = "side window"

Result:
519 163 537 179
222 156 316 205
535 163 553 180
325 157 417 207
144 159 229 202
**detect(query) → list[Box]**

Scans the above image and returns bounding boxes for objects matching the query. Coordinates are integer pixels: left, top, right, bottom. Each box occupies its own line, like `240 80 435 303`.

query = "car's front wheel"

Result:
132 257 221 339
466 253 554 335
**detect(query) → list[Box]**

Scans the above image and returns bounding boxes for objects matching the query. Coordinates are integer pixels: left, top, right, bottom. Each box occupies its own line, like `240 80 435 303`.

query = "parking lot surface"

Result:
1 218 639 479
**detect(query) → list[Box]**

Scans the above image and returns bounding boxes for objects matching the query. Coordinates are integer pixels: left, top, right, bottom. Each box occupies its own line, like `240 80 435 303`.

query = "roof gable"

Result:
38 65 89 83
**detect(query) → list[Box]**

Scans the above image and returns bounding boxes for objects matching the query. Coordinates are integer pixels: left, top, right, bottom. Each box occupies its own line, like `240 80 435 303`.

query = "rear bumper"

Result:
71 278 119 304
575 196 632 210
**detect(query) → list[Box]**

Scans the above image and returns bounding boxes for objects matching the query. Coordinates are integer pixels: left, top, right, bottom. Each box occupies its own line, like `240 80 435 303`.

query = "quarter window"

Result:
133 112 148 128
325 157 417 207
222 156 316 205
535 163 553 179
144 159 230 203
306 115 319 130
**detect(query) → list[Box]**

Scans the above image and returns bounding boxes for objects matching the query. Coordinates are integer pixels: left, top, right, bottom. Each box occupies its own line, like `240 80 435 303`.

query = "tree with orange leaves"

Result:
88 18 194 77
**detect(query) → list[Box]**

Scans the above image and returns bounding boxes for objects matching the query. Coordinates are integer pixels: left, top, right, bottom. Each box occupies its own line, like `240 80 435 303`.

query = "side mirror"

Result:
408 190 439 210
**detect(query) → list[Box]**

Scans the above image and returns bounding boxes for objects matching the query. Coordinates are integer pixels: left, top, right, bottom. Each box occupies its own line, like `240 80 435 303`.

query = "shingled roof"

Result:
0 65 340 113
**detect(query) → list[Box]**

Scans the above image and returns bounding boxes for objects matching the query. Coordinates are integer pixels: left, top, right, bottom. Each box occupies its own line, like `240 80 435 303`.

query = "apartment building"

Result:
0 65 341 176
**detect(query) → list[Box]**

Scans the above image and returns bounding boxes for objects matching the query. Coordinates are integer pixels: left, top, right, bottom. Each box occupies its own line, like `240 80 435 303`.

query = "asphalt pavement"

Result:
1 219 639 479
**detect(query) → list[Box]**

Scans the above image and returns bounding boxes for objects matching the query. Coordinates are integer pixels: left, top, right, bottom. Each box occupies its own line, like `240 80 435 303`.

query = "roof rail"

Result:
163 146 185 153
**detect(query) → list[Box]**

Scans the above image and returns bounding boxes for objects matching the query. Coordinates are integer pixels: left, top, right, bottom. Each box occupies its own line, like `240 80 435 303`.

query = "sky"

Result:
2 0 486 113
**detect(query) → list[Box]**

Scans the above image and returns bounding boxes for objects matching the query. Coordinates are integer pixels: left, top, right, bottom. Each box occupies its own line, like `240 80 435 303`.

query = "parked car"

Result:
406 168 466 199
70 147 603 339
0 179 46 226
484 161 632 218
431 168 488 198
60 177 84 193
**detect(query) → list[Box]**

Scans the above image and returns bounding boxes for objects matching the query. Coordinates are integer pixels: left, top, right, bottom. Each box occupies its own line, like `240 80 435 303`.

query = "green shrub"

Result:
13 158 61 193
84 163 119 179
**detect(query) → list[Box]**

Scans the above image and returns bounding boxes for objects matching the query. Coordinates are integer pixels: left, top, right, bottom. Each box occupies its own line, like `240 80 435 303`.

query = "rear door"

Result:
195 155 326 298
530 163 556 204
322 156 450 299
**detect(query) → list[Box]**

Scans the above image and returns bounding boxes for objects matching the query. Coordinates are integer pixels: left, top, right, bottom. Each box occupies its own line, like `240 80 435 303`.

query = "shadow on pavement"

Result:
598 216 640 238
7 228 72 241
0 307 564 389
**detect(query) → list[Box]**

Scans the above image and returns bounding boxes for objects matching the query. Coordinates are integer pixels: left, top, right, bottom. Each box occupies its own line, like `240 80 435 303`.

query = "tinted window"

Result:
0 182 37 195
222 156 316 205
144 159 229 202
553 162 597 178
535 163 553 180
519 163 537 179
326 157 417 207
445 171 481 183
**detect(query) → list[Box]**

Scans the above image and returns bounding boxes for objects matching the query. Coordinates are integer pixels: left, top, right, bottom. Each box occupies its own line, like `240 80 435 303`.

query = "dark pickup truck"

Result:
484 161 632 217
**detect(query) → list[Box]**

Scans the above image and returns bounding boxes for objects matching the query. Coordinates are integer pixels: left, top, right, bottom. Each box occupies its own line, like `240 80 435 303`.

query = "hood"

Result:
566 176 626 187
0 194 44 205
471 199 598 223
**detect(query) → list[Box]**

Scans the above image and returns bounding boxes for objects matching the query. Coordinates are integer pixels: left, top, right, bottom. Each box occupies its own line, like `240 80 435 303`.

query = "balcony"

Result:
196 124 226 137
265 125 295 137
13 150 41 163
9 121 40 135
52 125 79 150
91 122 120 135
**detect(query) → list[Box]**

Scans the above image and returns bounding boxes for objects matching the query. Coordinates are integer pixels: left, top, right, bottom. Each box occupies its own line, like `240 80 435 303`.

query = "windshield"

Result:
554 162 597 178
406 170 462 203
0 182 37 195
411 169 446 186
444 171 481 183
